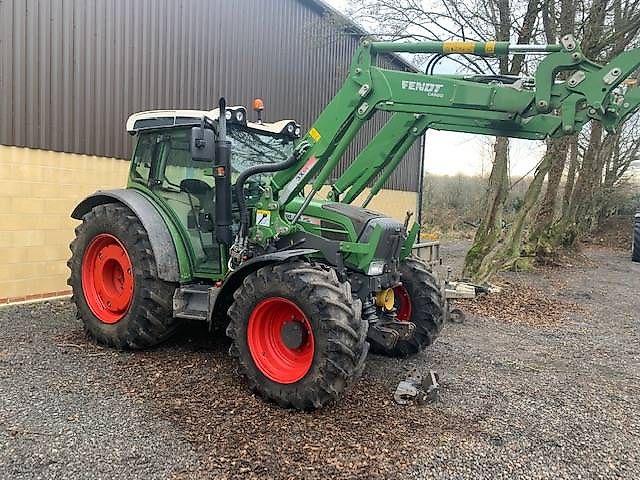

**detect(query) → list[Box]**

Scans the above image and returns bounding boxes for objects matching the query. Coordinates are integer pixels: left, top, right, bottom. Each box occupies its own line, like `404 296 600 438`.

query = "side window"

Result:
131 133 155 183
151 127 220 272
160 128 214 190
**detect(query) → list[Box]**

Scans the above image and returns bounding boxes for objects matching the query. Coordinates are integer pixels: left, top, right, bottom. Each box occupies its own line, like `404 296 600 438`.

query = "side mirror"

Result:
190 126 215 162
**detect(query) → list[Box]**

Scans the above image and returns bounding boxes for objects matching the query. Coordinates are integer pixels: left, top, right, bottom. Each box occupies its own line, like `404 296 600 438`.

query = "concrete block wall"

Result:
0 145 417 304
0 146 129 303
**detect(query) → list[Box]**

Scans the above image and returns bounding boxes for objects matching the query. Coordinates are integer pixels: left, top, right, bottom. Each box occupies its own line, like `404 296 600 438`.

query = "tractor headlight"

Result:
367 261 386 276
294 127 301 137
286 123 295 134
224 110 232 121
234 110 245 123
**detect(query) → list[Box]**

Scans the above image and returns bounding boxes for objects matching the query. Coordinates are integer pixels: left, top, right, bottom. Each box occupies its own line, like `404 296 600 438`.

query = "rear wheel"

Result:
376 257 445 358
227 261 368 410
633 216 640 263
68 203 178 349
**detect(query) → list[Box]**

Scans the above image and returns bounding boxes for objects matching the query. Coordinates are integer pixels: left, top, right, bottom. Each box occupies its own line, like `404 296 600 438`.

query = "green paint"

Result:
401 223 420 260
125 182 194 282
273 38 640 208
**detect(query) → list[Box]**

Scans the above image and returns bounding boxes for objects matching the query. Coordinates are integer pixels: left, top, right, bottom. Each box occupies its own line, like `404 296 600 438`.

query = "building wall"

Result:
0 0 421 191
0 146 128 303
0 145 415 302
0 0 424 302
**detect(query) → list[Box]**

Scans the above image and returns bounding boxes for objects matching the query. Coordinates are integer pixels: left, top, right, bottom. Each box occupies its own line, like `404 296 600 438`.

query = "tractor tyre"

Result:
374 256 445 358
227 261 368 410
633 216 640 263
68 202 178 349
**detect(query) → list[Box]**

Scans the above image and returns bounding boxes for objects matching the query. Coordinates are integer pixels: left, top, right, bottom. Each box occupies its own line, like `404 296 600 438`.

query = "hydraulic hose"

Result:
234 152 299 239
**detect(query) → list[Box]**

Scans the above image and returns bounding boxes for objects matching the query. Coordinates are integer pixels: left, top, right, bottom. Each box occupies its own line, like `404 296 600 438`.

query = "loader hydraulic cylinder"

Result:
369 40 562 56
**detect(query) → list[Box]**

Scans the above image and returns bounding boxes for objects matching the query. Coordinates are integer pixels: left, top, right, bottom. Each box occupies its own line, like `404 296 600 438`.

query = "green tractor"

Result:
68 36 640 409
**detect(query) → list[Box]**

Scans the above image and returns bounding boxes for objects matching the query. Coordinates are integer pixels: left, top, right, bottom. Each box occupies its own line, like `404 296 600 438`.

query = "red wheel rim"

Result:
81 234 134 324
247 297 315 384
394 285 412 321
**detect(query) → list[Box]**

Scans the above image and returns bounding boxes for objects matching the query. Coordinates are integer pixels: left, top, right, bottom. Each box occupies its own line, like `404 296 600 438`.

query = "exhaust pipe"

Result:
214 97 233 246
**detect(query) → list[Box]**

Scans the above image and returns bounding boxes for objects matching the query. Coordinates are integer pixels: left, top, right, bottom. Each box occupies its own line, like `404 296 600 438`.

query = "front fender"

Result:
212 248 318 321
71 189 182 282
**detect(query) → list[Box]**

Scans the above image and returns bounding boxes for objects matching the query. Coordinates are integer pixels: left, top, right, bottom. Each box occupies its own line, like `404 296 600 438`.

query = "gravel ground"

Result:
1 243 639 479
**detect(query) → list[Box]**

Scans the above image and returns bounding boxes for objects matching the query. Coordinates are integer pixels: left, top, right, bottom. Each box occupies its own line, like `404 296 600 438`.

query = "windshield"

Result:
228 125 295 182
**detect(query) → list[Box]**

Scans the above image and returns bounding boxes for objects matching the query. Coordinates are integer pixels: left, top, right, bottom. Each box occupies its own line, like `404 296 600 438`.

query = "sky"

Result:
324 0 545 177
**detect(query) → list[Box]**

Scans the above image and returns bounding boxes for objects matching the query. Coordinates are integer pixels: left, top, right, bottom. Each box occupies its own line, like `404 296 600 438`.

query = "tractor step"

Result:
173 284 219 322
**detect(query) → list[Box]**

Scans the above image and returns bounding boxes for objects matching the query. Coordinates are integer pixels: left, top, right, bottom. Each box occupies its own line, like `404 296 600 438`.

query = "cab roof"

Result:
126 106 300 137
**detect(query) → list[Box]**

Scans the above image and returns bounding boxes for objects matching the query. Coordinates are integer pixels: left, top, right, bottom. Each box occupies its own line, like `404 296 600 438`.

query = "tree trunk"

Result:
573 124 604 234
462 0 512 280
473 143 554 282
463 136 509 279
560 136 579 222
529 139 569 245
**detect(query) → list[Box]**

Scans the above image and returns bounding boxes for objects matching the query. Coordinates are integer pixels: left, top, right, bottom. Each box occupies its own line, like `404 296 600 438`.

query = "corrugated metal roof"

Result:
297 0 419 73
0 0 421 192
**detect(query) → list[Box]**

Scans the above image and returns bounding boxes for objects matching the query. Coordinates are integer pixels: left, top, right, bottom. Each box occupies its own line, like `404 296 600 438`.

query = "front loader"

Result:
68 35 640 409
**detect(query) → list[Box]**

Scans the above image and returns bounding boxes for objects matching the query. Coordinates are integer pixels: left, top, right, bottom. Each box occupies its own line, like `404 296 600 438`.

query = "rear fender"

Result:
71 189 183 282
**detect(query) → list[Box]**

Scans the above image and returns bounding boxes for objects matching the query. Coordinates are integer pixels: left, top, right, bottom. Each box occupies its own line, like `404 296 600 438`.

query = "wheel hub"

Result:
393 285 412 321
247 297 314 384
81 234 134 324
280 319 307 349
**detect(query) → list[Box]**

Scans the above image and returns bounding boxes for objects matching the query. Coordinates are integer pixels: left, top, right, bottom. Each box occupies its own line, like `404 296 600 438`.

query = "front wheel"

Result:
375 257 445 357
227 261 368 410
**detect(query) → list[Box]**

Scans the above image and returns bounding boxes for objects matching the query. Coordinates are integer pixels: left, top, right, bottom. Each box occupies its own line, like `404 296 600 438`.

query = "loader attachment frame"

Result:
270 36 640 210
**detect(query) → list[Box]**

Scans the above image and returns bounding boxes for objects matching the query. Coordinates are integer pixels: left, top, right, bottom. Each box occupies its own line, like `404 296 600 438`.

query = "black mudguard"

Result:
212 248 318 320
71 189 181 282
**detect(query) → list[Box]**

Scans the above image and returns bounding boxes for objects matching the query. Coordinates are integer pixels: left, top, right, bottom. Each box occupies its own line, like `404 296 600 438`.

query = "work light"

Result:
367 261 386 276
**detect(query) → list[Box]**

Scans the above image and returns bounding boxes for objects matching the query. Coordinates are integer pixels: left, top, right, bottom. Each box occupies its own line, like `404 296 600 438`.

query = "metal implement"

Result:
272 34 640 206
394 369 441 405
445 281 479 299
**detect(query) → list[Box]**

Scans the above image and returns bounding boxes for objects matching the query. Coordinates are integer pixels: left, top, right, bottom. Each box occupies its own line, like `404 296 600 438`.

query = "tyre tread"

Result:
227 260 368 410
374 256 445 357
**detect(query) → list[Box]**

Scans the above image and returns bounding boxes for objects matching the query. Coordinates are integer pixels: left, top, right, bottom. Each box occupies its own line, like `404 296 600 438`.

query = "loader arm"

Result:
333 112 429 205
271 36 640 211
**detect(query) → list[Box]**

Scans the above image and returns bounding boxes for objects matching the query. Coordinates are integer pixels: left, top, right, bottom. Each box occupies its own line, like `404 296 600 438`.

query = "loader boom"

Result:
270 36 640 210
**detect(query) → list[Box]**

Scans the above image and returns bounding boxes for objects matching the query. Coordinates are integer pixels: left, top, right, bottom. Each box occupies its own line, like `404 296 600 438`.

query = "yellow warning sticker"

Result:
256 209 271 227
309 127 321 142
443 41 476 54
485 41 496 54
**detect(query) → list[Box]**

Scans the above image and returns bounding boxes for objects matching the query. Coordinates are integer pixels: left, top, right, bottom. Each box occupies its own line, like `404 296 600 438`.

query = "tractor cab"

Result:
124 107 301 274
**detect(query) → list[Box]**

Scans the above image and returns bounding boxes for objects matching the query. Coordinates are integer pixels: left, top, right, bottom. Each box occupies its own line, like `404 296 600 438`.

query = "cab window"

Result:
149 128 220 273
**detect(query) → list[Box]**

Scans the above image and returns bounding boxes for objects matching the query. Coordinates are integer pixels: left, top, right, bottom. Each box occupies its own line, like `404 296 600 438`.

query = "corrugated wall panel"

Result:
0 0 13 143
0 0 421 191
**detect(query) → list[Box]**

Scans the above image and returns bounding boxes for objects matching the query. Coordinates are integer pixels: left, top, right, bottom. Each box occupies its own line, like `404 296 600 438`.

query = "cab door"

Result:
132 128 223 275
